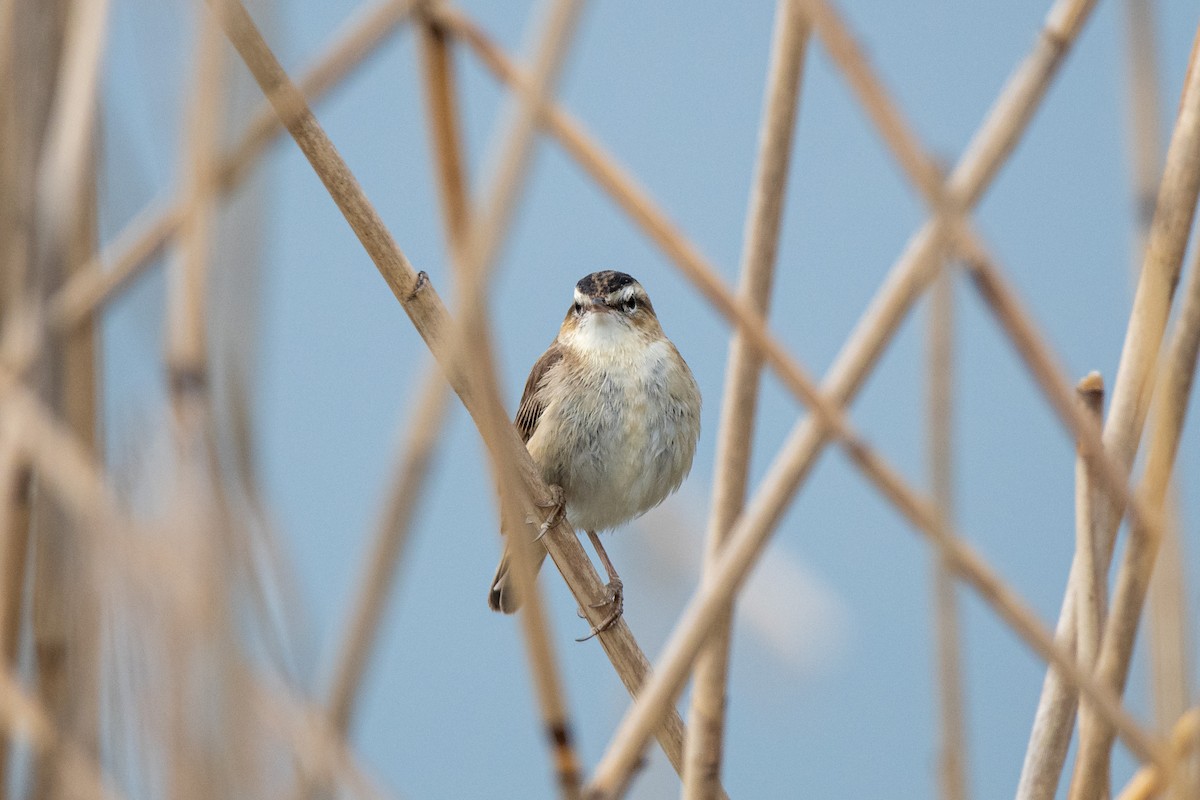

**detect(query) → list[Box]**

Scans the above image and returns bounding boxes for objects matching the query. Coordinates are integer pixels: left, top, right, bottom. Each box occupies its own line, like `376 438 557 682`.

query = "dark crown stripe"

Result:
575 270 637 298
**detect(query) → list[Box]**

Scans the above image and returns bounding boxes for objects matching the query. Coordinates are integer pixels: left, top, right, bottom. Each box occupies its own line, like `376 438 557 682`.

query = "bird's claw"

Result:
534 485 566 541
575 578 623 642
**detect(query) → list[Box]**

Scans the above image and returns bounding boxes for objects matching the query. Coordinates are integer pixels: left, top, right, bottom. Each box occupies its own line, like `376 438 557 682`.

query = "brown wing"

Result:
514 343 563 443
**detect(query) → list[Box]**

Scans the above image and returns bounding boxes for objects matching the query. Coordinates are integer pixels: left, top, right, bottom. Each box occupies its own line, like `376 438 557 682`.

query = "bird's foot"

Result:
534 485 566 541
575 577 623 642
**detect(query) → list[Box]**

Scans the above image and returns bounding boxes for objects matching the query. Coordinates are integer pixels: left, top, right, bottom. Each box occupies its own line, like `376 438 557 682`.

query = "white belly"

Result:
526 339 700 533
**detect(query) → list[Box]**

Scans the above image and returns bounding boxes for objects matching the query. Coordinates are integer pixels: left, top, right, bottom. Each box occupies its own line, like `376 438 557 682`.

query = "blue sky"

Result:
100 0 1198 797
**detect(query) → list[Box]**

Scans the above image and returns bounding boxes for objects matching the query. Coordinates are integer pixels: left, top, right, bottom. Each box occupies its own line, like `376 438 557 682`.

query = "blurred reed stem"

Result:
929 264 967 800
682 2 808 797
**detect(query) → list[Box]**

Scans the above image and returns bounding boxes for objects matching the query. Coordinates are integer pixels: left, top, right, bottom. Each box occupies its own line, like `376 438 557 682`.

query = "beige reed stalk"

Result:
1114 708 1200 800
1022 24 1200 799
437 0 588 792
325 367 450 736
27 0 110 794
323 6 468 739
167 0 224 425
1070 241 1200 799
1122 0 1165 257
1072 373 1105 797
46 0 419 339
0 666 123 800
1073 373 1105 678
928 264 967 800
1125 7 1197 795
205 0 723 789
682 3 808 798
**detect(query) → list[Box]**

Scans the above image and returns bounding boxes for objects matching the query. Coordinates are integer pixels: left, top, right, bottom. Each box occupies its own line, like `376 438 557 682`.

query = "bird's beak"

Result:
580 297 615 313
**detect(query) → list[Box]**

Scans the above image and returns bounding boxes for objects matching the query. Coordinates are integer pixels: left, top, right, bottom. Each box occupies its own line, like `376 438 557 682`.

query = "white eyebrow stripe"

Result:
573 287 589 305
610 284 640 303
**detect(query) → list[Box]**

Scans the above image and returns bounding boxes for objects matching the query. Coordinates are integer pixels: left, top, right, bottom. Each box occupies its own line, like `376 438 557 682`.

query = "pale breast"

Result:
526 339 700 533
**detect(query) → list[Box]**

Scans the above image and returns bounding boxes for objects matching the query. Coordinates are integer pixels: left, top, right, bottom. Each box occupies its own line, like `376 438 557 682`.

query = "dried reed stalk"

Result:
324 370 450 736
416 10 469 249
1125 8 1196 797
436 0 587 792
206 1 717 789
928 264 967 800
1073 373 1105 676
1113 708 1200 800
167 0 224 423
1122 0 1165 257
682 3 808 798
25 0 110 794
1147 491 1196 800
1072 373 1106 798
47 0 419 339
322 5 469 738
1021 25 1200 798
1069 229 1200 800
0 667 122 800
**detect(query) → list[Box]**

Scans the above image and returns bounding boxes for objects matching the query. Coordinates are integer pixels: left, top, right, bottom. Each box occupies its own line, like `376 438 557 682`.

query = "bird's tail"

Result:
487 542 550 613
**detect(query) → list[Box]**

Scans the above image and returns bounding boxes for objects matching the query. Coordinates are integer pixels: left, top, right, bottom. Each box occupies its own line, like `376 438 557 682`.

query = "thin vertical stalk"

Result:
440 0 587 794
1122 0 1165 260
416 9 469 252
320 4 469 740
1073 373 1106 676
682 3 808 798
1123 6 1196 796
928 265 967 800
1148 493 1196 800
167 0 224 426
1072 373 1106 800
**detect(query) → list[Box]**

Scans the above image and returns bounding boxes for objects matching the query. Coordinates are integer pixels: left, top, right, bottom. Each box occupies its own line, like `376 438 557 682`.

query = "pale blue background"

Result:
99 1 1198 797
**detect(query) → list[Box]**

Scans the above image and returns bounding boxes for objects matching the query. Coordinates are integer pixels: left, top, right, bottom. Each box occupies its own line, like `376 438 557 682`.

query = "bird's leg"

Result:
576 530 624 641
534 484 566 541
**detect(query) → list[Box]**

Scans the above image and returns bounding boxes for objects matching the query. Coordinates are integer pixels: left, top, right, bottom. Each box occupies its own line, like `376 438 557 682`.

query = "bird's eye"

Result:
572 302 583 315
622 298 638 313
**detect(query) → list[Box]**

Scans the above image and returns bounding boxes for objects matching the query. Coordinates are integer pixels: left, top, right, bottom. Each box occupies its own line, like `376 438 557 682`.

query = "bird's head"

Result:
557 270 664 350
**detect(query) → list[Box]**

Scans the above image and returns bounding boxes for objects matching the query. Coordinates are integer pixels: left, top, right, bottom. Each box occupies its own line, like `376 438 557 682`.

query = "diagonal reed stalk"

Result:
1113 708 1200 800
435 0 589 793
324 368 450 736
204 0 725 791
322 5 468 740
682 2 809 798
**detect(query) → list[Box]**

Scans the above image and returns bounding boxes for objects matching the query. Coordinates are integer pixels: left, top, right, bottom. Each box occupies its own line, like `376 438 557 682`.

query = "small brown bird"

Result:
488 270 701 636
